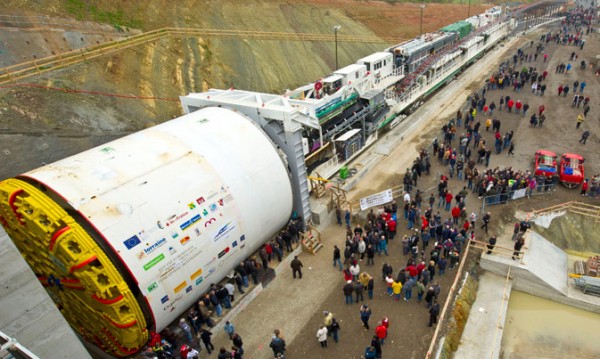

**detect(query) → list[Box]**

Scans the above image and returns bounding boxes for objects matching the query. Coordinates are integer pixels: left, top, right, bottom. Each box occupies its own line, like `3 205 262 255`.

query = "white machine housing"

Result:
22 107 294 331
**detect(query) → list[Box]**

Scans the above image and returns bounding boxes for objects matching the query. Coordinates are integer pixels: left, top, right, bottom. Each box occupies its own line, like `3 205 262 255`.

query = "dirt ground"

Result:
281 24 600 359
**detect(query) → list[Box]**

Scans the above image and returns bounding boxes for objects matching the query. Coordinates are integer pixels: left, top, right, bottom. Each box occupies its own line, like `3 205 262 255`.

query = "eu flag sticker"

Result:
123 235 141 250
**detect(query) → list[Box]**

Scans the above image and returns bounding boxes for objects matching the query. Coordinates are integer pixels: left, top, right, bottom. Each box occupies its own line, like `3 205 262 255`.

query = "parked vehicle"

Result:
559 153 585 188
534 150 558 177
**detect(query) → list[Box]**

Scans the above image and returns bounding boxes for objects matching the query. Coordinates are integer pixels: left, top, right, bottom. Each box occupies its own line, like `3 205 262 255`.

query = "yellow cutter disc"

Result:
0 178 148 356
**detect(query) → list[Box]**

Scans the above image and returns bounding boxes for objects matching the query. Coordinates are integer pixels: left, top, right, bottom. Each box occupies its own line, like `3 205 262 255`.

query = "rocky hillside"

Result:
0 0 487 178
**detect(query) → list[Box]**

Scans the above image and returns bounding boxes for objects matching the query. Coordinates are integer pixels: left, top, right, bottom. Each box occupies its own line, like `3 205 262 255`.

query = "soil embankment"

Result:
0 0 486 178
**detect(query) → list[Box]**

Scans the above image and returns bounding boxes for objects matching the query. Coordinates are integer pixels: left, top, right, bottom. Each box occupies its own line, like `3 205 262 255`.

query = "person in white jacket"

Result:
186 347 200 359
349 263 360 281
316 326 328 348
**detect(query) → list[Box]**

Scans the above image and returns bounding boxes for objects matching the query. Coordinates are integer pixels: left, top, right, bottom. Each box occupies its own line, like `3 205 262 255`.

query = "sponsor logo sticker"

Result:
147 282 158 293
143 253 165 271
163 294 184 312
190 268 203 280
166 212 189 226
161 295 169 304
179 236 191 245
196 197 205 205
204 217 217 227
218 247 230 258
144 238 167 254
209 203 218 212
123 235 141 250
195 277 204 286
205 267 216 279
180 214 201 231
186 285 193 293
188 202 196 210
213 221 235 242
174 281 187 294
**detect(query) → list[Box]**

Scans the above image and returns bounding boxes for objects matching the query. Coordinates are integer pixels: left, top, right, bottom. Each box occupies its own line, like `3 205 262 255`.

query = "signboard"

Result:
360 189 394 211
512 188 527 200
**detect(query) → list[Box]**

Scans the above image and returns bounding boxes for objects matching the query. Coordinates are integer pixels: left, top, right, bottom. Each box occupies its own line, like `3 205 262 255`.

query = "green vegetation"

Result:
65 0 143 29
200 42 213 63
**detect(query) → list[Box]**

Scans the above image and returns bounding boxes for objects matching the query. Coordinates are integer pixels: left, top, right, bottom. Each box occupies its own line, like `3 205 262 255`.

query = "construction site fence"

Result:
529 200 600 220
481 184 556 213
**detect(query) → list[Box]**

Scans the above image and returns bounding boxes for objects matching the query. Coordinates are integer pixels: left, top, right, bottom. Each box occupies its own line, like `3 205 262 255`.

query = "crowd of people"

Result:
138 217 307 359
138 8 597 359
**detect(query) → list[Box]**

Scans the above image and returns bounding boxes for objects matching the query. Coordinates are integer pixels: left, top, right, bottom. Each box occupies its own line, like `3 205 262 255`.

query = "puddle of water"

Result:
501 291 600 359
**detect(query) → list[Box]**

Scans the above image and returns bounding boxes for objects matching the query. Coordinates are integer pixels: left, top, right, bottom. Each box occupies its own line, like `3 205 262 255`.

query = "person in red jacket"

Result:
451 206 461 225
375 321 388 345
515 100 522 114
507 99 514 112
386 218 397 240
538 105 545 116
421 216 429 232
581 179 589 196
444 191 453 211
416 261 426 276
406 262 418 280
463 220 471 232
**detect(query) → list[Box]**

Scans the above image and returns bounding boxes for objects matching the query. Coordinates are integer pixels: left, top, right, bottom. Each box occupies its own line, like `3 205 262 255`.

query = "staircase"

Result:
300 225 323 255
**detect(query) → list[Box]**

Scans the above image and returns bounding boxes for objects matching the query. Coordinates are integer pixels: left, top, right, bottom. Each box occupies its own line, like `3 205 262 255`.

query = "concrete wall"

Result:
480 231 600 314
0 228 91 358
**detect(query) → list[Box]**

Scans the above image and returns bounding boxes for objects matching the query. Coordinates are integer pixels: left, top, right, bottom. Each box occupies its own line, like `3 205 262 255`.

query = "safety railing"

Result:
0 331 40 359
425 237 473 358
526 201 600 225
0 27 398 85
469 238 525 263
480 184 556 213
